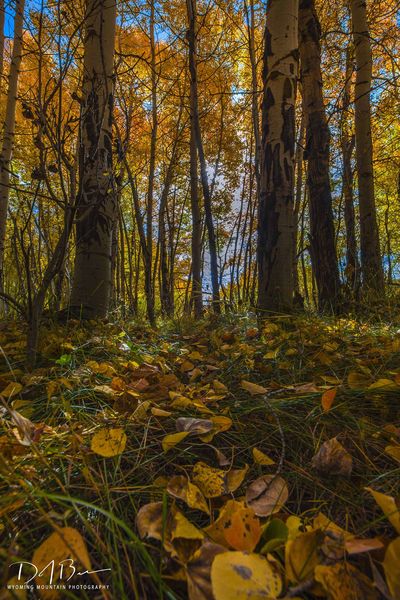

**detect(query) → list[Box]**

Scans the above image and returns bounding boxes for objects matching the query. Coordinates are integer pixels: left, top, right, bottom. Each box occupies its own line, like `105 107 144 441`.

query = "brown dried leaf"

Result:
311 437 352 477
245 475 288 516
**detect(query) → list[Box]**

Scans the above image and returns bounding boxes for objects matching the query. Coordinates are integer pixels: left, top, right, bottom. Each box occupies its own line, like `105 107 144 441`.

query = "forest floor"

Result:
0 311 399 599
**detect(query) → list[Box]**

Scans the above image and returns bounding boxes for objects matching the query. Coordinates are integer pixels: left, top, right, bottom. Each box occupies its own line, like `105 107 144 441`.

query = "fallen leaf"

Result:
240 380 268 396
32 527 91 599
252 447 275 466
0 381 23 398
211 551 282 600
292 382 319 393
186 540 227 600
315 562 378 599
176 417 213 435
199 416 232 443
285 529 324 583
366 487 400 534
206 500 261 552
226 465 248 492
245 475 288 516
345 537 384 554
260 518 288 553
91 428 127 457
192 462 226 498
2 577 27 599
385 445 400 463
136 502 164 541
162 431 190 452
368 378 397 391
213 380 228 393
347 371 371 389
311 437 352 477
167 475 210 514
151 407 172 417
170 510 204 542
93 384 116 397
321 388 337 411
383 537 400 600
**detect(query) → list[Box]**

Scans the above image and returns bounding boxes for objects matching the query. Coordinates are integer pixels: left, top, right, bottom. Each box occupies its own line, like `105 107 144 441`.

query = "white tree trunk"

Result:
258 0 299 312
350 0 384 293
70 0 117 317
0 0 25 288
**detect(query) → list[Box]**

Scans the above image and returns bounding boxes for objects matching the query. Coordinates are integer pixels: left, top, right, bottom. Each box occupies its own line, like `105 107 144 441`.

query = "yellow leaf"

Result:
385 445 400 463
286 516 303 540
252 447 275 466
315 563 378 599
213 380 228 393
188 351 203 361
211 551 282 600
313 512 353 540
366 487 400 534
205 500 261 552
240 380 268 396
167 475 210 514
192 462 226 498
226 464 249 492
368 378 397 391
0 382 22 399
162 431 190 452
151 407 172 417
181 360 195 372
383 537 400 600
32 527 91 599
264 349 279 359
91 428 127 457
347 371 370 389
2 577 27 599
170 511 204 541
321 388 337 411
285 529 324 583
200 415 232 442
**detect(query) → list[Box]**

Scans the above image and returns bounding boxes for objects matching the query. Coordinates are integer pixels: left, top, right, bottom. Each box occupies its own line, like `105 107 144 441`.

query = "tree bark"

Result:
257 0 299 313
341 45 360 293
299 0 341 312
350 0 384 294
186 0 220 313
69 0 117 318
189 109 203 318
0 0 25 290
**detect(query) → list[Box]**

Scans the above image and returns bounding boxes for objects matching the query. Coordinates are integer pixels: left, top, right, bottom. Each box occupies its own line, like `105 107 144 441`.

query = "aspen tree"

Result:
299 0 341 311
69 0 117 317
0 0 25 289
257 0 299 313
186 0 220 314
350 0 384 293
341 44 360 293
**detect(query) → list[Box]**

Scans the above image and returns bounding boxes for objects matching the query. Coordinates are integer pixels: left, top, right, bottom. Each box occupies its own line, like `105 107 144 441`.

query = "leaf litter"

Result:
0 314 400 598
